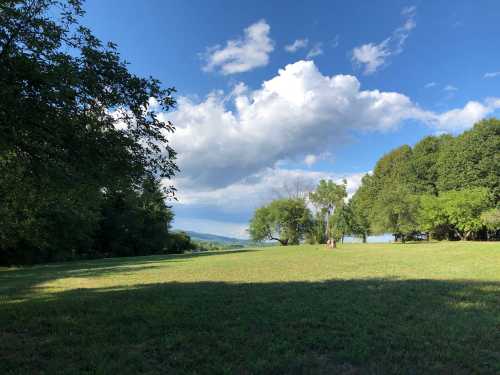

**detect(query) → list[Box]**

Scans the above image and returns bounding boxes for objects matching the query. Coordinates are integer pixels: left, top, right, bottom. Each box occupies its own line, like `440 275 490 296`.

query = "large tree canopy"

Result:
0 0 181 263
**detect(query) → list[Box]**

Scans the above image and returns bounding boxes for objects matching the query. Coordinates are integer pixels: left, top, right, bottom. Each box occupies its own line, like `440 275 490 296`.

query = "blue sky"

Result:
83 0 500 238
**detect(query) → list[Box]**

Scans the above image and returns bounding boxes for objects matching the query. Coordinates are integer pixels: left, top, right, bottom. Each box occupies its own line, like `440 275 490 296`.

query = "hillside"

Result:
181 230 252 245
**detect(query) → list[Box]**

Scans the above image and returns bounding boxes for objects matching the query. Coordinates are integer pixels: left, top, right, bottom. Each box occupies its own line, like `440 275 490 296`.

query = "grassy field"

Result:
1 242 499 374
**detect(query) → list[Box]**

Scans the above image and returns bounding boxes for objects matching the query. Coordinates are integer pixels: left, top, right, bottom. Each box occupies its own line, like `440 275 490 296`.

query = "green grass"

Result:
1 242 499 374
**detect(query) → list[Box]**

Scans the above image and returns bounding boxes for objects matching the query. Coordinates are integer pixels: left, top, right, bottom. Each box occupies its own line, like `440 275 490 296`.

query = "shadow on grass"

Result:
1 278 499 374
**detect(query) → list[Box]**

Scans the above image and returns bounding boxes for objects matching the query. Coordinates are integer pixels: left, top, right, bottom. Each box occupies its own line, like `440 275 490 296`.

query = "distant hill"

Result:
179 230 252 245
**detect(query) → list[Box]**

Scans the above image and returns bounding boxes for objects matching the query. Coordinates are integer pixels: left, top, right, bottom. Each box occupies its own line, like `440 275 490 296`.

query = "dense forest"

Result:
250 119 500 245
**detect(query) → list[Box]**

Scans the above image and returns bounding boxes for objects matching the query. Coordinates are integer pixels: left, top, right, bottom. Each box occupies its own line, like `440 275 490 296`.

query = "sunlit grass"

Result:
1 242 499 374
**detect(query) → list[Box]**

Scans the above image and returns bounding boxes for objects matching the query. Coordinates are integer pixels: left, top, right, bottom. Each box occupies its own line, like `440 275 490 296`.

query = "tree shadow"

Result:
1 278 499 374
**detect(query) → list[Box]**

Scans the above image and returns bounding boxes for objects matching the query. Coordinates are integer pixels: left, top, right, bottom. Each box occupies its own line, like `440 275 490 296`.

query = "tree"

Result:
0 1 178 263
419 188 493 241
410 135 451 196
249 199 312 246
419 194 453 240
93 178 175 258
309 179 347 248
348 174 374 242
371 186 420 243
481 208 500 240
437 119 500 202
330 203 352 244
440 188 492 240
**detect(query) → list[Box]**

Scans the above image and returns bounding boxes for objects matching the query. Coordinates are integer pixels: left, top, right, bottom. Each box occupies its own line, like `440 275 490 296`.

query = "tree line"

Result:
250 119 500 245
0 0 195 265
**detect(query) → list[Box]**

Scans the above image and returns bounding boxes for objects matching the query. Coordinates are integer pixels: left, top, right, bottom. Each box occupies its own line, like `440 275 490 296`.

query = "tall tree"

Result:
0 0 178 263
309 179 347 248
348 174 375 242
370 185 420 243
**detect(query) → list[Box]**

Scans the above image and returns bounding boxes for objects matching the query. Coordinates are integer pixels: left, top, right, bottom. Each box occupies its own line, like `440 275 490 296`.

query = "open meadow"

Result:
1 241 499 374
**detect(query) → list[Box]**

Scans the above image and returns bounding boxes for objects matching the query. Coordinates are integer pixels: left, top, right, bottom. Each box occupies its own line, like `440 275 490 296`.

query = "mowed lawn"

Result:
1 242 499 374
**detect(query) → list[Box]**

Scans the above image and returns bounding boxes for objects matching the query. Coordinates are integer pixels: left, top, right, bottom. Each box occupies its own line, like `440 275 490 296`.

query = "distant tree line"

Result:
0 0 195 265
250 119 500 245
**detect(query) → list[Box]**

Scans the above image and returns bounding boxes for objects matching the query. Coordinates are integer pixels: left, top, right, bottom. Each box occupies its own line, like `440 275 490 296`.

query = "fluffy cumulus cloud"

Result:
352 6 416 74
202 20 274 75
164 60 500 191
435 98 500 132
167 60 428 188
284 38 308 53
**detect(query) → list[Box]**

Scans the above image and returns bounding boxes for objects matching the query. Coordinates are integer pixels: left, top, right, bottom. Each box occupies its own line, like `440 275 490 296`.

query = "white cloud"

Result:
285 38 308 53
444 85 458 91
306 42 323 59
202 20 274 75
304 154 317 167
163 60 500 191
483 72 500 79
352 6 416 74
424 82 437 88
167 60 430 189
172 167 367 239
434 98 500 132
173 167 367 214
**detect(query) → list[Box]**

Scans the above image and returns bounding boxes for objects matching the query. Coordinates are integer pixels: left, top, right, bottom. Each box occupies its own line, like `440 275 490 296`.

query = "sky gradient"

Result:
83 0 500 238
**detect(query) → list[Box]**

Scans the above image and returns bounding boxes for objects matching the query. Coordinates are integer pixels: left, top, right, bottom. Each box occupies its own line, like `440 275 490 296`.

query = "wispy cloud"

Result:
202 20 274 75
444 85 458 91
331 35 340 48
285 38 308 53
484 71 500 79
424 82 437 88
352 6 416 75
306 42 323 59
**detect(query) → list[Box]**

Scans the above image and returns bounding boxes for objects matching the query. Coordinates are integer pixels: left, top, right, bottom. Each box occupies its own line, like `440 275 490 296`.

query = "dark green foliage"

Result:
351 119 499 241
481 208 500 240
437 119 500 201
0 1 182 264
167 232 197 254
93 178 177 258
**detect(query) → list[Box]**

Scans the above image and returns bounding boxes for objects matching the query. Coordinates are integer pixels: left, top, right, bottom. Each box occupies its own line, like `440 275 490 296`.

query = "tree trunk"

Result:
362 233 367 243
401 234 406 244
